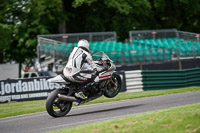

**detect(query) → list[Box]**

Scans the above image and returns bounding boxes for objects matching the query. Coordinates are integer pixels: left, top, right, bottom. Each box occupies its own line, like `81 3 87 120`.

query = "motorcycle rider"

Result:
63 39 105 99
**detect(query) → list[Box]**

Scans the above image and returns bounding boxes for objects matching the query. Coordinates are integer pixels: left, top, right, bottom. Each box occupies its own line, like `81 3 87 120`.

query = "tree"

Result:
0 0 65 64
0 24 13 63
148 0 200 32
66 0 155 41
71 0 200 39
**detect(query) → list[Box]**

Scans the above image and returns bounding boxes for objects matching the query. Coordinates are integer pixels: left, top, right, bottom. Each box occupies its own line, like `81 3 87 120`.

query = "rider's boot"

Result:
75 91 88 100
75 83 91 99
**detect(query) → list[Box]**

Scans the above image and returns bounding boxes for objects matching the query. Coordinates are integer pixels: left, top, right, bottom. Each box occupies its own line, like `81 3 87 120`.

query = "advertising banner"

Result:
0 77 63 103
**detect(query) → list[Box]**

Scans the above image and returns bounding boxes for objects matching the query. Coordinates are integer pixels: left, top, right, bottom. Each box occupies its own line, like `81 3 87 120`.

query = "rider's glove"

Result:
103 66 108 71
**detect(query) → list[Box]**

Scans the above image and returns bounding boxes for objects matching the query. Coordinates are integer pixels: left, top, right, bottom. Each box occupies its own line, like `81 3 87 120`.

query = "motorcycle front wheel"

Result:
104 73 121 98
46 89 72 117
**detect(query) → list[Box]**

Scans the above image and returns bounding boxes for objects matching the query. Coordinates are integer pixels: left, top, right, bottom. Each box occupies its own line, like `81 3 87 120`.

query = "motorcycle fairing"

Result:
99 71 113 80
47 75 71 84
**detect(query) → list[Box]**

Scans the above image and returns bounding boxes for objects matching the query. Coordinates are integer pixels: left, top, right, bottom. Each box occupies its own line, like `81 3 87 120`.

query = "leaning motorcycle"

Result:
46 52 122 117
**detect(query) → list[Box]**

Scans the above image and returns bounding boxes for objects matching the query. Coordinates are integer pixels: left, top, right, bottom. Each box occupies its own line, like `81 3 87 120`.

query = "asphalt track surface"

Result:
0 91 200 133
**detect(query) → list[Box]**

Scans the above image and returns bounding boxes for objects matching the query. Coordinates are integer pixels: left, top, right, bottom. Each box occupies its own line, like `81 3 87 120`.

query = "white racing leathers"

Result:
63 47 103 83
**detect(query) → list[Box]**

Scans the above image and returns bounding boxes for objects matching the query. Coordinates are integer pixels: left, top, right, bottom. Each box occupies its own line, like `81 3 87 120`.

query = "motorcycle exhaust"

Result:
57 94 78 102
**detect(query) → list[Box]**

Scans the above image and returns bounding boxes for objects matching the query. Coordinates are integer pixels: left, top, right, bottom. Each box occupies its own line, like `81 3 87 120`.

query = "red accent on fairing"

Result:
99 74 112 79
82 74 88 77
78 78 86 82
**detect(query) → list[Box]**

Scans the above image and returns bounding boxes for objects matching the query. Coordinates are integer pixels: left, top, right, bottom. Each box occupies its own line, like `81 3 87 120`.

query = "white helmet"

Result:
77 39 90 52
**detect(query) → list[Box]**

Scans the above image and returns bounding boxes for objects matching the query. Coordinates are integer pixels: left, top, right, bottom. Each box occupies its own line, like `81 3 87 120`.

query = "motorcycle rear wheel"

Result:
46 89 72 117
104 73 121 98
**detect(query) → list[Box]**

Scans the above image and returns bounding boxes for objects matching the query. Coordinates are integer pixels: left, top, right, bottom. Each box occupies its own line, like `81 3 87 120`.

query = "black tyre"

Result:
46 89 72 117
104 73 121 98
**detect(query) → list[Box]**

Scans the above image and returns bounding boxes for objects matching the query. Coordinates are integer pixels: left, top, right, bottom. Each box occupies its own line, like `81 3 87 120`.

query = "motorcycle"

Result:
46 52 122 117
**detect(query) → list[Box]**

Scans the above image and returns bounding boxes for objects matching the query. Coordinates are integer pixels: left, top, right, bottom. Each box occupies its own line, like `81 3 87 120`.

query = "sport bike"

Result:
46 52 122 117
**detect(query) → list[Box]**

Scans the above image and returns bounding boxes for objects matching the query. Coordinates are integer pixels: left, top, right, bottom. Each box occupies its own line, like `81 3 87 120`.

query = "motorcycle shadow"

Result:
67 104 145 117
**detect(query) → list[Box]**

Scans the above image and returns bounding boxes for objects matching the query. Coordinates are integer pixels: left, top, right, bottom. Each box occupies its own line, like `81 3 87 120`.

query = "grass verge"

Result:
49 103 200 133
0 86 200 118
